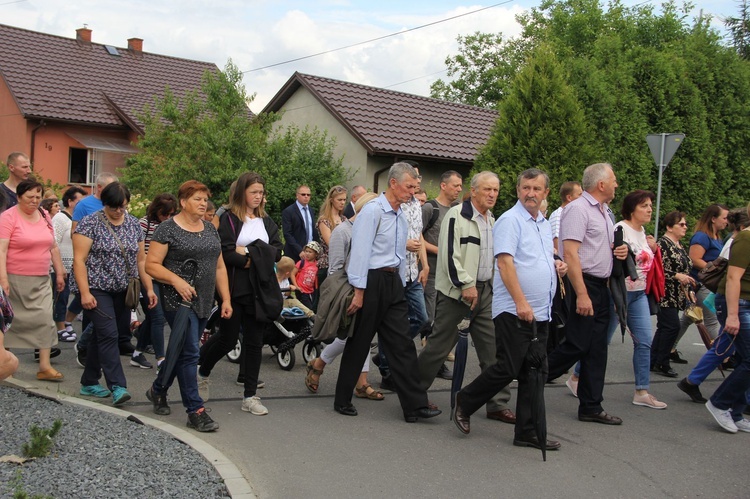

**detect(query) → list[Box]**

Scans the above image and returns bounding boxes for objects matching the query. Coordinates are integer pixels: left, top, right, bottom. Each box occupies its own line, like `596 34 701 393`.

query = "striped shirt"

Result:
559 191 614 279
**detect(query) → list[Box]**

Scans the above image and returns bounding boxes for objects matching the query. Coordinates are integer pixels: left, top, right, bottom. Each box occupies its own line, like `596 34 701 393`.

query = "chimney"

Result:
127 38 143 53
76 27 92 44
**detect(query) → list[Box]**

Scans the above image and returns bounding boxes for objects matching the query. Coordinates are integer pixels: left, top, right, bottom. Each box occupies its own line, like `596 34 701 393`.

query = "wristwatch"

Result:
244 247 250 257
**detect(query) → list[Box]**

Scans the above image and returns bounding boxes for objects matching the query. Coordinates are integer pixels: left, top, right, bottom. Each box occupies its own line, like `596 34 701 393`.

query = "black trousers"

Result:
334 269 427 411
651 306 680 368
459 313 549 438
547 276 611 416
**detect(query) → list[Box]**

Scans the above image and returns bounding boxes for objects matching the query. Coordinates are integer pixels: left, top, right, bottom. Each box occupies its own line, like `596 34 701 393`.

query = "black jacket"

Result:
281 202 319 261
218 211 283 300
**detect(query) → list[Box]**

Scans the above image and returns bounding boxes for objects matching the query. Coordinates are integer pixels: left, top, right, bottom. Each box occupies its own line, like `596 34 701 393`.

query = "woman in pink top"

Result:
0 178 65 381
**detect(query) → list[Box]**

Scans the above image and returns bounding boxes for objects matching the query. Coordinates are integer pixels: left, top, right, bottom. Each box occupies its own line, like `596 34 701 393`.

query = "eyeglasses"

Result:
677 223 688 227
106 205 128 212
298 193 311 197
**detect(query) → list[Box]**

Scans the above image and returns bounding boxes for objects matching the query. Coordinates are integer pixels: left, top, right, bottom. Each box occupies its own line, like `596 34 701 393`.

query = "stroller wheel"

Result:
302 341 321 364
226 338 242 364
277 348 295 371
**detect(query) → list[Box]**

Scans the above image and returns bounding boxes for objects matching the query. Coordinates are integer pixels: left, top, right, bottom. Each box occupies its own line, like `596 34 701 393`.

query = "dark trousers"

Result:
334 269 427 411
651 306 680 368
81 289 129 390
459 313 549 438
547 276 611 416
200 294 266 398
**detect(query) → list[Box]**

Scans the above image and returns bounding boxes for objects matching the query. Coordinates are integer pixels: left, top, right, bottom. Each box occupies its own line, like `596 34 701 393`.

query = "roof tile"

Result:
0 23 218 131
264 73 497 163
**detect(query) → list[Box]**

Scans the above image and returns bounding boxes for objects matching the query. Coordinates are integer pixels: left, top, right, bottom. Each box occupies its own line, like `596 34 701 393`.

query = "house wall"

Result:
29 123 132 188
0 78 29 165
273 87 370 190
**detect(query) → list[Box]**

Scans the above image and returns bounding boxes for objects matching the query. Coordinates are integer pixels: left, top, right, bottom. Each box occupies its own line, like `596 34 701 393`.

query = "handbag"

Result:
0 286 14 333
683 285 703 323
99 213 141 310
697 257 728 293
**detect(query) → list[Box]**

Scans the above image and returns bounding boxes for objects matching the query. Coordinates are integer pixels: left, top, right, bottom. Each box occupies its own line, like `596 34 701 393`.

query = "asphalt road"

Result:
8 319 748 499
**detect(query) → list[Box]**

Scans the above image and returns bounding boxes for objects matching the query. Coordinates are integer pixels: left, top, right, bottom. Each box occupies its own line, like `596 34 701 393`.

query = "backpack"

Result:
422 199 440 236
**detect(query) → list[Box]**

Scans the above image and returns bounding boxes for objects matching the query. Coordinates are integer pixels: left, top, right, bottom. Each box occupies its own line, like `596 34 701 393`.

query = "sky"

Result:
0 0 740 113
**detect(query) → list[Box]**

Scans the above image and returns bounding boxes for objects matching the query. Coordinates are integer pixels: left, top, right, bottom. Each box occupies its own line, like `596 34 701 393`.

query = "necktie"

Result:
303 206 312 242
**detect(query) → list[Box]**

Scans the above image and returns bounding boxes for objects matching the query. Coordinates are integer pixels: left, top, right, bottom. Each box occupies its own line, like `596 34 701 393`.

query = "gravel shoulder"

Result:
0 384 230 499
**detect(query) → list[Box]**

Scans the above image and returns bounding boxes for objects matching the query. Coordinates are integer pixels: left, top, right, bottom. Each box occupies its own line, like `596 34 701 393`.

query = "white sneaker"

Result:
196 372 210 402
566 375 578 398
242 396 268 415
706 400 738 433
734 418 750 433
633 393 667 410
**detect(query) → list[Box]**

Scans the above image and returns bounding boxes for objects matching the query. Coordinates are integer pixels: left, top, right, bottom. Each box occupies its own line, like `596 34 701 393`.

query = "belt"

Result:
374 267 398 273
582 273 608 285
475 280 491 288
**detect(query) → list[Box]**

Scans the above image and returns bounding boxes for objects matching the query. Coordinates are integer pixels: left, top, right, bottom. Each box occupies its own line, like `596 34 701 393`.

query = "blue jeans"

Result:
710 294 750 419
153 309 206 414
136 283 165 358
624 290 654 390
687 331 736 386
377 279 428 377
51 272 70 324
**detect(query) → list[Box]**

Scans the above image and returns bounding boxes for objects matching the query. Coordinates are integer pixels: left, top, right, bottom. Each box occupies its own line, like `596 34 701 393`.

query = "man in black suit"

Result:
343 185 367 220
282 185 318 261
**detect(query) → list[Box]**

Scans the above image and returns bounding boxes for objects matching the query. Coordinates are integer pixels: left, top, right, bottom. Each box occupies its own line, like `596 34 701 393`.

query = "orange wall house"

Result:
0 23 218 188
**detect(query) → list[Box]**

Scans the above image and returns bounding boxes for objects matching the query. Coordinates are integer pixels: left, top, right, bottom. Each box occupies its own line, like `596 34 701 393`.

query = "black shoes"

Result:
677 377 707 403
437 363 453 380
578 411 623 425
404 406 442 423
187 408 219 432
513 435 561 450
669 351 688 364
452 394 470 434
334 403 358 416
146 387 171 415
34 348 61 361
651 364 679 378
380 375 396 391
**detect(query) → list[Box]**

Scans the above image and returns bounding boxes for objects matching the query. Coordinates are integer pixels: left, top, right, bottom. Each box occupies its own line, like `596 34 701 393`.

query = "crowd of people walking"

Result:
1 150 748 445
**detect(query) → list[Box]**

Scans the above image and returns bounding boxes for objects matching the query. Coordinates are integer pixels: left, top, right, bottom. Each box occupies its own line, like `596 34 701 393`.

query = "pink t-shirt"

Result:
0 206 55 276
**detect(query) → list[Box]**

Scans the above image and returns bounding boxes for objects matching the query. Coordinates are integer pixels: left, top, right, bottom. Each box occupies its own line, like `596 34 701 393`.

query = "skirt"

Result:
4 274 57 349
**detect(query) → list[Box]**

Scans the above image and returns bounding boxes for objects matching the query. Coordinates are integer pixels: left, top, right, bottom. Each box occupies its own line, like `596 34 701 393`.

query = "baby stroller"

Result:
201 302 320 371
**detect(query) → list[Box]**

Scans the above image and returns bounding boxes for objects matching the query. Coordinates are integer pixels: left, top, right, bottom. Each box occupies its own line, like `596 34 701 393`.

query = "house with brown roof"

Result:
262 72 498 192
0 23 218 187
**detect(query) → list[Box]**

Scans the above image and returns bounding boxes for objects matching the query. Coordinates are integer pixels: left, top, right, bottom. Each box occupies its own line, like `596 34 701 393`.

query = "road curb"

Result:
3 376 256 498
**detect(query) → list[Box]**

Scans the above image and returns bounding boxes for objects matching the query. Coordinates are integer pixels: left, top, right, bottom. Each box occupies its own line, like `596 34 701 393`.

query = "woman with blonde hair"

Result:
316 185 348 284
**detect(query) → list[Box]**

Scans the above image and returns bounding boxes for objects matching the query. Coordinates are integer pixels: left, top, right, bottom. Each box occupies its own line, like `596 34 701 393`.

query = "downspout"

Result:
29 120 47 166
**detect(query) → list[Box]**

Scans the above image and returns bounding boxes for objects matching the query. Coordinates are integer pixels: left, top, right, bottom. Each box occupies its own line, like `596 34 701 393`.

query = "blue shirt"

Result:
72 195 103 222
690 231 724 280
347 193 407 288
492 200 556 321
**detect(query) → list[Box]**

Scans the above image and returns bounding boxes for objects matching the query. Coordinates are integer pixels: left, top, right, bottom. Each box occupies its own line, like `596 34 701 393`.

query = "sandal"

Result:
37 368 64 381
305 359 324 394
354 384 384 401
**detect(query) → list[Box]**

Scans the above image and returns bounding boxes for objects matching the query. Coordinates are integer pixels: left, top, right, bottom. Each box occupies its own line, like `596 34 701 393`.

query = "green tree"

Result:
123 61 347 211
429 32 528 108
724 0 750 59
437 0 750 220
474 45 599 210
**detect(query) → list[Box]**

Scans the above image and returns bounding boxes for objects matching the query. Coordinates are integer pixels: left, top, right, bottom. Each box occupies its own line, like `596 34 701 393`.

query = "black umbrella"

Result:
524 318 548 461
450 314 472 410
155 259 198 388
610 226 638 342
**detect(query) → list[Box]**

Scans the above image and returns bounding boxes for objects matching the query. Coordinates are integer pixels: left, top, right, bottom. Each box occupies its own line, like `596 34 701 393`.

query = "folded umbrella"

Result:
611 226 638 342
155 259 198 388
524 318 548 461
450 314 471 411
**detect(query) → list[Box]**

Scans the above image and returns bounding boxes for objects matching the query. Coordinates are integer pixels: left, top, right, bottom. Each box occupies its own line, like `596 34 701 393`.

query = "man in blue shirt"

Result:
453 168 566 451
333 162 440 423
71 172 119 234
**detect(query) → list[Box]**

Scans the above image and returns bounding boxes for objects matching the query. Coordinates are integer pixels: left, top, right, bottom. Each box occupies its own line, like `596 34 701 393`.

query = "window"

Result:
69 148 89 184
